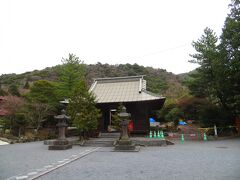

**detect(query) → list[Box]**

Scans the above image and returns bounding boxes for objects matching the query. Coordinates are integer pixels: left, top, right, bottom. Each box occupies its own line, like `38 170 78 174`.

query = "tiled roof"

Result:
90 76 165 103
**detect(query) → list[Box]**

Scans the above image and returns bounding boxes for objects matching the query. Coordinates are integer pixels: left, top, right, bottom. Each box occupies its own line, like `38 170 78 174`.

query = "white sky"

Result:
0 0 230 75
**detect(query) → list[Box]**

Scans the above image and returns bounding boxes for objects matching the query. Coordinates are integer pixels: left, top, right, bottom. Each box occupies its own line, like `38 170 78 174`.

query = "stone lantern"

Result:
55 109 69 140
48 109 72 150
114 106 139 151
118 106 131 140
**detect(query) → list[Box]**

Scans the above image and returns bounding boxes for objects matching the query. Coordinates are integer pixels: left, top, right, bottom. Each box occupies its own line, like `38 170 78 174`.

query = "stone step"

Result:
84 142 114 147
100 132 120 138
84 144 113 147
84 138 116 147
86 140 114 143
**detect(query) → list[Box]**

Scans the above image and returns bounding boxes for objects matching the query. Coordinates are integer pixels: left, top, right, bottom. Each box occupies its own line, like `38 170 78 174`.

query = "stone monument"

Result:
114 106 139 152
48 109 72 150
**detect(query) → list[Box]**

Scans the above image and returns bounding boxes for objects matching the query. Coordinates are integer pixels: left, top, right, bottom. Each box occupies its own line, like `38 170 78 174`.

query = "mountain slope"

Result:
0 63 189 99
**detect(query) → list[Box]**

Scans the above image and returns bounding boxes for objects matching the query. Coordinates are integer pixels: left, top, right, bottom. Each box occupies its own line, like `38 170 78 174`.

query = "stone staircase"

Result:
82 132 174 147
83 132 120 147
100 132 121 138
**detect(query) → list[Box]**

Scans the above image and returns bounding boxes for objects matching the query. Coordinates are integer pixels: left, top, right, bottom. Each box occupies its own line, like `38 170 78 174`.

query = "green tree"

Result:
198 104 230 127
177 97 208 120
58 54 86 98
164 107 182 126
0 86 7 96
26 80 58 132
14 112 28 137
159 97 229 127
8 84 20 97
23 81 30 89
158 102 178 122
188 26 235 120
27 80 58 105
220 0 240 116
67 81 100 140
189 27 220 101
188 1 240 119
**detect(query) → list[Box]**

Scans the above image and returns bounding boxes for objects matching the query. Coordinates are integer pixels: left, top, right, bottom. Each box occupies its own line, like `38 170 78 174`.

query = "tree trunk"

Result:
18 127 21 137
79 131 84 141
36 123 41 134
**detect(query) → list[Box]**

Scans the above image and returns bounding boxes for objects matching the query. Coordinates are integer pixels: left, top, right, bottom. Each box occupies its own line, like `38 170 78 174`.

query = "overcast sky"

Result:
0 0 230 75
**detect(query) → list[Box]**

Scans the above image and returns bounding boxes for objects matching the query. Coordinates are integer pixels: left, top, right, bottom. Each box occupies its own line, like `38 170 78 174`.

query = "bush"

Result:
0 118 10 131
165 107 182 126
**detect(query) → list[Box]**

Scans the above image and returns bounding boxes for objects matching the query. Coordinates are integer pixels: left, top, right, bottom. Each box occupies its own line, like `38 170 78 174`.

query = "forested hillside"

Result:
0 63 189 100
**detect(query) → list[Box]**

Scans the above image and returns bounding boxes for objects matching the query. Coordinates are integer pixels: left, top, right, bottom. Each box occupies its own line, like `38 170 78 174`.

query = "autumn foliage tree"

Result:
3 95 26 136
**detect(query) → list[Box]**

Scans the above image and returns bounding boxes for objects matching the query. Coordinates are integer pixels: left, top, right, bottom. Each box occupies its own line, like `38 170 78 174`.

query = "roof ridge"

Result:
94 75 145 81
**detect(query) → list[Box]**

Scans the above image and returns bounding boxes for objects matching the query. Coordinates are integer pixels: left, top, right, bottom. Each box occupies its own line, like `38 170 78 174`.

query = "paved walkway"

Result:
1 138 240 180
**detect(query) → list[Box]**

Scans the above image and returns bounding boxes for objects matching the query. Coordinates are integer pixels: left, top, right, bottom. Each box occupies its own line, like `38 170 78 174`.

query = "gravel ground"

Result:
0 141 94 180
1 138 240 180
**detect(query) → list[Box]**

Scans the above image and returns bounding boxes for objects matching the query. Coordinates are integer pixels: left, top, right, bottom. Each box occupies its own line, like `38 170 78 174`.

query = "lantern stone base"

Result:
48 139 72 150
114 139 140 152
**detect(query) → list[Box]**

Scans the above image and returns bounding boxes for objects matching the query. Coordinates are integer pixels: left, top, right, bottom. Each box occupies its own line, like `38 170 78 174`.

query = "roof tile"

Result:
90 76 165 103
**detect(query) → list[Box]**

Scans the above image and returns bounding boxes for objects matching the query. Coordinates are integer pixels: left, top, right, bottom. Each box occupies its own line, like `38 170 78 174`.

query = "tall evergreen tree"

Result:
58 54 85 98
188 27 220 102
188 0 240 118
67 80 100 139
220 0 240 116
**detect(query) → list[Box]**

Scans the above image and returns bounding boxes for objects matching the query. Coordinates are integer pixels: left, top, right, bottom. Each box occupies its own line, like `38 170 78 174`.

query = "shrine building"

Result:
89 75 166 134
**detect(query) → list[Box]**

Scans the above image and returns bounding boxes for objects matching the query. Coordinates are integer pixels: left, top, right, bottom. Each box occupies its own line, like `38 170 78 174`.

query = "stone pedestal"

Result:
114 139 136 151
48 139 72 150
